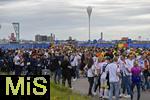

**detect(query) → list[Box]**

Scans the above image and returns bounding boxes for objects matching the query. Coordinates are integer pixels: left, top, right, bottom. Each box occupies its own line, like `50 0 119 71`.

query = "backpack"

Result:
101 63 109 80
102 63 108 73
70 56 74 62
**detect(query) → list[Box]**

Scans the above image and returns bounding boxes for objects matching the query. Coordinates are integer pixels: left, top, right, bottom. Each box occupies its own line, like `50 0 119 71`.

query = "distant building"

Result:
100 32 103 40
35 35 47 42
35 34 55 42
121 37 129 41
66 36 77 45
69 36 72 41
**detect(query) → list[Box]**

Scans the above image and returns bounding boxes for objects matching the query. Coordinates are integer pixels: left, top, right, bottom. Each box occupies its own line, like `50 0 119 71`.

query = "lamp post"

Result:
0 24 1 30
12 22 20 42
87 6 92 42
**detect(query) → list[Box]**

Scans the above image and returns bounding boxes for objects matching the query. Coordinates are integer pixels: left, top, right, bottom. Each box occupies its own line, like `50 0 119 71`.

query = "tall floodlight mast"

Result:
12 22 20 42
87 6 92 42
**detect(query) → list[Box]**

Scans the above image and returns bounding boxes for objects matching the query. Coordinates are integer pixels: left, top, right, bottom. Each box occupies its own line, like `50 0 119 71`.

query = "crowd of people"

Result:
83 46 150 100
0 45 150 100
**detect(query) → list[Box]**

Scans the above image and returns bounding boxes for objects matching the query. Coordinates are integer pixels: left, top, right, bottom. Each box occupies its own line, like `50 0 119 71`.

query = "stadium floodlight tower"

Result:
0 24 1 30
87 6 92 42
12 22 20 42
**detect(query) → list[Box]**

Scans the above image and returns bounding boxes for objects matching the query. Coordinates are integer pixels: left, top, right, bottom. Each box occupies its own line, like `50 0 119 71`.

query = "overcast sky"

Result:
0 0 150 41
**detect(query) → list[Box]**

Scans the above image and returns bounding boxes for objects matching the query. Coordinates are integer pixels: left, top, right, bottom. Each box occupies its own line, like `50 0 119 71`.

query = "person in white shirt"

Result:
75 53 81 78
93 54 98 64
70 53 76 80
85 58 95 96
93 57 102 96
118 55 132 98
13 52 21 75
125 55 135 75
106 57 121 100
72 53 81 80
99 57 109 99
121 54 134 98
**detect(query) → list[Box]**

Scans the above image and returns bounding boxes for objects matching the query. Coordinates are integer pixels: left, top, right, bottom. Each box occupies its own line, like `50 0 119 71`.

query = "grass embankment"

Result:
50 82 91 100
0 72 90 100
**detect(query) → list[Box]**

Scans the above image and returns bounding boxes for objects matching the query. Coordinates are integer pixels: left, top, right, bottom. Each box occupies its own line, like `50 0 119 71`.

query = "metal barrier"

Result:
0 43 150 49
78 43 150 48
0 43 50 49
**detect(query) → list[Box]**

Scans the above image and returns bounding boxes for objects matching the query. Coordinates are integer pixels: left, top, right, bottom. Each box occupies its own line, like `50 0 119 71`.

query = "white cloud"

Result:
0 0 150 41
129 14 150 19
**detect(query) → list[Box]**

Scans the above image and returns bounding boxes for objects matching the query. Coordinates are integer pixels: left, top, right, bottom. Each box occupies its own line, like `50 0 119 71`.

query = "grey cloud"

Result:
0 0 150 40
0 0 24 6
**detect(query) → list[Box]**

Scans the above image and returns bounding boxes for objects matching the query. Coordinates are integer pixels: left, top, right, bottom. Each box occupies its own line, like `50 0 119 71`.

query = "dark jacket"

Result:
61 60 71 77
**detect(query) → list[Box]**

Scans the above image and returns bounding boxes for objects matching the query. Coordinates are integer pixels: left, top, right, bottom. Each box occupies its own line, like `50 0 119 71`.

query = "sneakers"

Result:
119 93 125 97
112 96 115 99
124 95 131 98
73 78 77 81
93 92 97 96
103 96 109 99
70 87 74 90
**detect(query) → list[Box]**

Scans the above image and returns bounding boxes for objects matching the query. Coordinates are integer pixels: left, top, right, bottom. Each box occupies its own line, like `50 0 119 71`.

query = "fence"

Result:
78 43 150 48
0 43 50 50
0 43 150 49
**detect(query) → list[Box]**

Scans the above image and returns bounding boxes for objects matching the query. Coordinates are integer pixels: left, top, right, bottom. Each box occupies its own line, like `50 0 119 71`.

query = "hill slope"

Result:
50 82 91 100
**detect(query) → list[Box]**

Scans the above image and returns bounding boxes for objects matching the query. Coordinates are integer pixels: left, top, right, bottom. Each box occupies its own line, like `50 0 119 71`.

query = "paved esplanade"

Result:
72 78 150 100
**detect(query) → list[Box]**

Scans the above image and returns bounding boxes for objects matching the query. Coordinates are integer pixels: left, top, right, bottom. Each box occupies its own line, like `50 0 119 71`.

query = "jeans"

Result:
88 77 94 95
75 65 80 78
54 68 61 84
143 72 149 90
122 75 131 95
109 82 120 100
148 79 150 89
93 76 100 93
131 82 141 100
72 66 76 79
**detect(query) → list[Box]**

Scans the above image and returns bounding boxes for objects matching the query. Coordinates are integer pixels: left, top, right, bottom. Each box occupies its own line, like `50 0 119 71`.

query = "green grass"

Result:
0 72 91 100
50 82 91 100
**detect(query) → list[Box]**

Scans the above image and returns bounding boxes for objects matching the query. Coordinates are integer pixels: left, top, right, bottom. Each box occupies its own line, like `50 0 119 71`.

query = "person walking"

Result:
131 61 142 100
119 55 132 98
93 56 100 96
99 57 109 99
122 54 134 98
85 58 95 96
61 56 72 88
143 56 150 90
106 57 121 100
13 52 21 75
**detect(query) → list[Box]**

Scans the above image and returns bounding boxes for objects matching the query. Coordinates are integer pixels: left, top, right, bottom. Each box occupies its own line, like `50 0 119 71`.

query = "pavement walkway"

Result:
72 78 150 100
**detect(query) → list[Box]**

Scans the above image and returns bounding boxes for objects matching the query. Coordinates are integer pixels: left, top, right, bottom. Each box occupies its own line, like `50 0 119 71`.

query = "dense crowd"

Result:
0 45 149 100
